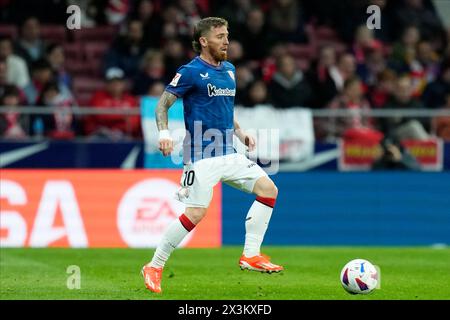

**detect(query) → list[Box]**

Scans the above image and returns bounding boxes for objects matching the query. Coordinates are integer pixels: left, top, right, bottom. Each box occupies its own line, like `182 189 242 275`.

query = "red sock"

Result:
256 196 276 208
179 213 196 231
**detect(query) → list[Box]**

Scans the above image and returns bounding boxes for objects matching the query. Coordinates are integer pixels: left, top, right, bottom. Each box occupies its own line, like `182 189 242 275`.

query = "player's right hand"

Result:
158 130 174 156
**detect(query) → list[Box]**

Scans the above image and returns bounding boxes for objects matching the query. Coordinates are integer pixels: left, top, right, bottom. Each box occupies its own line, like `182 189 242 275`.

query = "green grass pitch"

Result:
1 247 449 300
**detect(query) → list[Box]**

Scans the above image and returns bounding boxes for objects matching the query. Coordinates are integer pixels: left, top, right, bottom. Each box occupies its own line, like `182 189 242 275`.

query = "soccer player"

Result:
142 17 282 294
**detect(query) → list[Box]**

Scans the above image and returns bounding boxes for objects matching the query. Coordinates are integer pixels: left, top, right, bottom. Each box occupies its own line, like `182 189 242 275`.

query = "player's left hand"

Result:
235 129 256 152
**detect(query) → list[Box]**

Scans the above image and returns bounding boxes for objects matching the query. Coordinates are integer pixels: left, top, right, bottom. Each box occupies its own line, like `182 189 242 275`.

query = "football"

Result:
340 259 378 294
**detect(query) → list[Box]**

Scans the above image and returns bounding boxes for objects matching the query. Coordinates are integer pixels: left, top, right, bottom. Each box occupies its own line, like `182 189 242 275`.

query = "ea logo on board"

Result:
117 179 191 247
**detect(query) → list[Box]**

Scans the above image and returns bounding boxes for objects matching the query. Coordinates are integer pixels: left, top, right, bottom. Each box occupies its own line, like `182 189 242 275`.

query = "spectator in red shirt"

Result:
432 93 450 141
34 81 77 139
352 24 383 67
323 76 375 141
84 67 141 140
368 69 397 108
0 85 28 139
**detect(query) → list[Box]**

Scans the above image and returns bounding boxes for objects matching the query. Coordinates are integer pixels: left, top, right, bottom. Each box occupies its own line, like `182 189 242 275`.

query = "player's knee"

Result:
185 207 207 225
256 179 278 199
272 184 279 198
263 179 278 199
269 183 278 199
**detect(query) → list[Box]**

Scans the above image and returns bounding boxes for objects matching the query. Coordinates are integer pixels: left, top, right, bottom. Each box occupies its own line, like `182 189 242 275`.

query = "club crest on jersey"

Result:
227 70 235 81
200 72 209 80
170 73 181 86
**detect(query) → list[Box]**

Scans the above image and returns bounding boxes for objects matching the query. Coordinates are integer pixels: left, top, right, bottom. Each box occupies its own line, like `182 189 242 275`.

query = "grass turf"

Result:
1 247 449 300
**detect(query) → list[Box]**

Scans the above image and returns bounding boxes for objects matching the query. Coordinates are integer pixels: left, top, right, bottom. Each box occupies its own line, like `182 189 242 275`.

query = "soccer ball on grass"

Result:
340 259 378 294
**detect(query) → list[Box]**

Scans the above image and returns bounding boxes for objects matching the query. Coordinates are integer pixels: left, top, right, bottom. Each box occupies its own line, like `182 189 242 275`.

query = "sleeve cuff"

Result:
165 88 181 98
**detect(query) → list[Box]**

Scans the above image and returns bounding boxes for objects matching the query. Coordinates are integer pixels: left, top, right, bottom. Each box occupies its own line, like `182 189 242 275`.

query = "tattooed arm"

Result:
155 91 178 130
155 91 177 156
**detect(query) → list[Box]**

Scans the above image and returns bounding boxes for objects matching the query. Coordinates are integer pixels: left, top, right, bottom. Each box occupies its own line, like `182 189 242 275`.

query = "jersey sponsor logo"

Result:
169 73 182 86
227 70 235 81
200 72 209 80
207 83 236 97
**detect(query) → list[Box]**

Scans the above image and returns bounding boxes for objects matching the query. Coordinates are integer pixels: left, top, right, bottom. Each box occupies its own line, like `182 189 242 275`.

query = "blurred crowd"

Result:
0 0 449 142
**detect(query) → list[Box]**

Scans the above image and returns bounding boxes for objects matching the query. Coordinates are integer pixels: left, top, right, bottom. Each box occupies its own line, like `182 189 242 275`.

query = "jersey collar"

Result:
196 56 224 70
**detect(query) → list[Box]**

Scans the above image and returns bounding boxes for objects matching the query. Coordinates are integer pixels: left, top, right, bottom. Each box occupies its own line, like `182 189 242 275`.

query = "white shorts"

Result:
176 153 268 208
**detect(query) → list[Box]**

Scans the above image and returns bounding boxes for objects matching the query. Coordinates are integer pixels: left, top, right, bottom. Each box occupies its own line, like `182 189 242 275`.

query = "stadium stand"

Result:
0 0 449 142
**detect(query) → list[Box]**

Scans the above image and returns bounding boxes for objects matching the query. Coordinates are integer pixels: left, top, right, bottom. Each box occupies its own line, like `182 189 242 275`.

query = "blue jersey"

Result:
165 56 236 163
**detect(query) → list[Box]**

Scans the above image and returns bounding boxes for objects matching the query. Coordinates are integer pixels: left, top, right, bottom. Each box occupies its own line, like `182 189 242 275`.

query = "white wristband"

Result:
159 129 172 141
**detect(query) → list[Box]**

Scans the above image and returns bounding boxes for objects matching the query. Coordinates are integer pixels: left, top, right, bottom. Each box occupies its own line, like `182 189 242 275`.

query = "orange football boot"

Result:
239 253 284 273
141 265 163 293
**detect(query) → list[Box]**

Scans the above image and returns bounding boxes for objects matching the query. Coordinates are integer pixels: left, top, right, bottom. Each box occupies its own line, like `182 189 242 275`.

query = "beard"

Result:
209 46 227 62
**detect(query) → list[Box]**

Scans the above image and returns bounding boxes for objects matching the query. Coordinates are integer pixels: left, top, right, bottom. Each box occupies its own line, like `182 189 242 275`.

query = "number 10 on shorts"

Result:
183 170 195 186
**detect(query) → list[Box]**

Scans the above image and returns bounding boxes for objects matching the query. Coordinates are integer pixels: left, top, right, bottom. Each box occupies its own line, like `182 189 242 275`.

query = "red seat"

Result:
63 42 83 61
0 24 18 39
72 77 104 95
315 40 348 56
40 24 67 43
70 26 117 43
84 42 109 60
314 26 339 42
83 42 110 77
73 77 105 107
65 59 96 77
286 44 316 60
